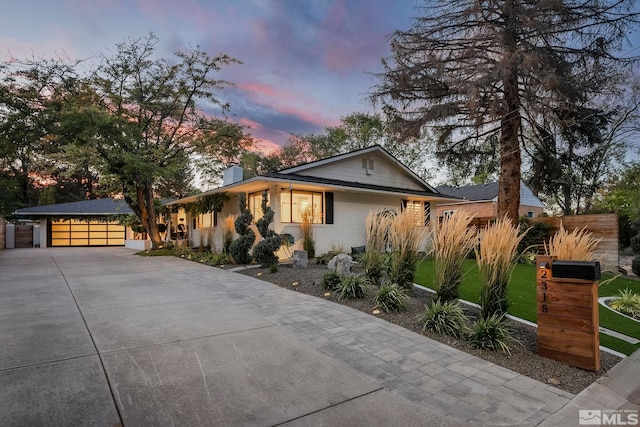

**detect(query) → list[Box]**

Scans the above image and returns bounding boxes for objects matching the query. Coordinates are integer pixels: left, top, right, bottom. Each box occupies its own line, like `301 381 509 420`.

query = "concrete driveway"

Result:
1 247 619 426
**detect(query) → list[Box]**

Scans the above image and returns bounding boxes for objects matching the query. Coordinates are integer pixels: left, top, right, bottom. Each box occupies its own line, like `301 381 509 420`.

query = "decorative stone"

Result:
327 253 354 274
293 250 308 268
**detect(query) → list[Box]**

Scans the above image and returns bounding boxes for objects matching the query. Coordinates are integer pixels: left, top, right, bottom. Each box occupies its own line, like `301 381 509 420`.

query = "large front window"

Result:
281 190 323 223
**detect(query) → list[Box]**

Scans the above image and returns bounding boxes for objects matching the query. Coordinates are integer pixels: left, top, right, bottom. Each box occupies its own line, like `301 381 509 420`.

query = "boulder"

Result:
292 250 308 269
327 253 354 274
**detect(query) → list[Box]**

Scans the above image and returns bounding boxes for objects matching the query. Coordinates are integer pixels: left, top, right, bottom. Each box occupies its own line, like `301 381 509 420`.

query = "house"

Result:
169 145 459 256
435 181 545 220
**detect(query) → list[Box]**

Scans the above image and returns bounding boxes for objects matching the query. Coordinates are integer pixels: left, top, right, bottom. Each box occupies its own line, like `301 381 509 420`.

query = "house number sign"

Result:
536 255 600 371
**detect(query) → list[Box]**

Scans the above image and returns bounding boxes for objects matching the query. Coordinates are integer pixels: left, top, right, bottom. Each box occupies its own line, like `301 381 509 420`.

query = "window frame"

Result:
280 189 324 224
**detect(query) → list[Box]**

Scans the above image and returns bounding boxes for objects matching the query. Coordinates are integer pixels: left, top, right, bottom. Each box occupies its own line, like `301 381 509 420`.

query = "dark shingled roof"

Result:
14 198 133 216
435 182 501 201
263 173 457 199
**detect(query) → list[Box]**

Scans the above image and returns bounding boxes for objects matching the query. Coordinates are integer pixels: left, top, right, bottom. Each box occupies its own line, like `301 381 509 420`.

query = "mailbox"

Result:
536 256 600 371
551 260 601 281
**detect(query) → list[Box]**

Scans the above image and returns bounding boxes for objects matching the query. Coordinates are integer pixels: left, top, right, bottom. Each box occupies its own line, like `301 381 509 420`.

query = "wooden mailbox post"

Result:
536 256 600 371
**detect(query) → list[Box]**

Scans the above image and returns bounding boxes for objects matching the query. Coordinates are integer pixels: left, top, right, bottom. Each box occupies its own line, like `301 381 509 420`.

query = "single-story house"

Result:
435 181 545 220
169 145 459 257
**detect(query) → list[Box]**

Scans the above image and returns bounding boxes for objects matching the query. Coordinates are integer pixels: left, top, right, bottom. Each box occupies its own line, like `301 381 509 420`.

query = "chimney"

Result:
223 165 244 186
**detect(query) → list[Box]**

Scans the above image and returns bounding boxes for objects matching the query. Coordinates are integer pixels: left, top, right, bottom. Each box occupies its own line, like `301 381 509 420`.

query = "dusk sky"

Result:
1 0 419 152
3 1 639 155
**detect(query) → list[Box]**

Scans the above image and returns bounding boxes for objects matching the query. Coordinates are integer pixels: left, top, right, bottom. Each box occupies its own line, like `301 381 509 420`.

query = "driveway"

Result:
0 247 586 426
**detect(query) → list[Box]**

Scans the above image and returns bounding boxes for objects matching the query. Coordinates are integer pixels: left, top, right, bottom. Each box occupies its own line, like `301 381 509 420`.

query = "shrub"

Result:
419 300 467 338
229 194 255 264
171 246 193 258
229 232 255 265
253 191 280 267
322 270 343 291
467 314 514 354
301 209 316 259
388 209 428 288
431 211 476 302
360 249 388 286
610 289 640 319
631 234 640 255
336 275 369 300
633 256 640 276
517 218 551 254
373 283 408 313
544 223 601 260
476 217 525 320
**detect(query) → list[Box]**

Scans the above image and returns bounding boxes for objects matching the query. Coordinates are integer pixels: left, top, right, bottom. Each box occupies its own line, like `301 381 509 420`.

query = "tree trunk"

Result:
136 184 163 250
497 0 522 224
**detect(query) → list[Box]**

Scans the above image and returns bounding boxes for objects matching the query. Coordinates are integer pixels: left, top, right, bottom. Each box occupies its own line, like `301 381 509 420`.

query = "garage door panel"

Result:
50 220 125 247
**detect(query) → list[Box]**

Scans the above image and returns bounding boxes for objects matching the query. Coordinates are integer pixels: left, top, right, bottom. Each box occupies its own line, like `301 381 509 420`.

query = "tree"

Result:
371 0 639 223
0 58 78 210
56 34 250 248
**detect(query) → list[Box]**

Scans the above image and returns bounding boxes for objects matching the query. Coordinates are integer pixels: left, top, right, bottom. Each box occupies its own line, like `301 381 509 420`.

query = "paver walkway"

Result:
0 247 637 426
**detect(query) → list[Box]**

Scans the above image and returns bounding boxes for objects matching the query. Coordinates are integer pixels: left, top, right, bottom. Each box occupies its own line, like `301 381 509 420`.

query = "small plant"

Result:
361 249 388 286
336 275 369 299
467 314 514 354
544 223 601 260
301 209 316 259
633 255 640 276
322 270 343 291
610 289 640 319
269 265 278 274
171 246 193 258
431 210 476 302
476 217 525 320
373 283 408 313
419 300 467 338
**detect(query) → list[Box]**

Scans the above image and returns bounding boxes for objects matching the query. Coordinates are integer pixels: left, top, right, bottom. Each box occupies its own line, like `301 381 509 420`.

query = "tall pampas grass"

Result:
363 210 395 285
545 223 601 260
432 211 477 302
476 217 526 320
301 209 316 258
388 210 428 288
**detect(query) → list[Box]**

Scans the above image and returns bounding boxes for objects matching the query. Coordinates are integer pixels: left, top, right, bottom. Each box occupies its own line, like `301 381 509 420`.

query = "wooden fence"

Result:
468 214 619 271
530 214 618 271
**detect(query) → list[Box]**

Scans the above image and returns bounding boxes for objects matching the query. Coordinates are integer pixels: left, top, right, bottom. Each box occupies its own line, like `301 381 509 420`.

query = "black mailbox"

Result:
551 260 601 281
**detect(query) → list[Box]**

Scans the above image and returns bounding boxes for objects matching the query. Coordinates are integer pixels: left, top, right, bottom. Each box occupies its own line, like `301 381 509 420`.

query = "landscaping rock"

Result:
293 250 308 269
328 253 354 274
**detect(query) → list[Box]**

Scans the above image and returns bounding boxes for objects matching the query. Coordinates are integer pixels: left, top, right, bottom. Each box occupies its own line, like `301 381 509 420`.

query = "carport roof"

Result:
14 198 133 216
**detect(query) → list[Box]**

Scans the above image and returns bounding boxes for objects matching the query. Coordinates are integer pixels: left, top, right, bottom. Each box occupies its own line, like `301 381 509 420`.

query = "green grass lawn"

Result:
413 258 640 356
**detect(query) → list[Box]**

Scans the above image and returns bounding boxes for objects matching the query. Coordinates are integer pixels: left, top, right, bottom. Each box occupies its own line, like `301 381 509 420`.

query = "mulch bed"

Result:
235 262 622 395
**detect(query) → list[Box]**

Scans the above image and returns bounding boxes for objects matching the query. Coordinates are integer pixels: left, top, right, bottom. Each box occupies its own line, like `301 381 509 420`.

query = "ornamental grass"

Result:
388 209 428 288
544 223 601 261
432 211 477 302
363 210 395 285
222 215 236 254
475 217 526 320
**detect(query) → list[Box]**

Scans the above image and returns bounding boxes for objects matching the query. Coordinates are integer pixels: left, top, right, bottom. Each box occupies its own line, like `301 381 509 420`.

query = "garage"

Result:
13 198 133 248
49 219 125 247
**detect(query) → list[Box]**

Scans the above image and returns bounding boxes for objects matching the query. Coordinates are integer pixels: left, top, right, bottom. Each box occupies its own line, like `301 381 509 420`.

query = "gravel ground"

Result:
235 262 622 395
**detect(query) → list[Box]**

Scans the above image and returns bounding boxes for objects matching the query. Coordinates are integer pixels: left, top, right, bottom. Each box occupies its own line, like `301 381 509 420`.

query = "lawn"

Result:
413 258 640 356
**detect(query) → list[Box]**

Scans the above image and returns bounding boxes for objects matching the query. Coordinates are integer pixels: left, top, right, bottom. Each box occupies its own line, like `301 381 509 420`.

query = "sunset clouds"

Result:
1 0 417 147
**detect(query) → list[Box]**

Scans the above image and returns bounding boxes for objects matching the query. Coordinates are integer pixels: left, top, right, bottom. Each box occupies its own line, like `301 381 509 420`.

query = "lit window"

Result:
402 200 430 227
249 191 269 222
281 190 323 223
